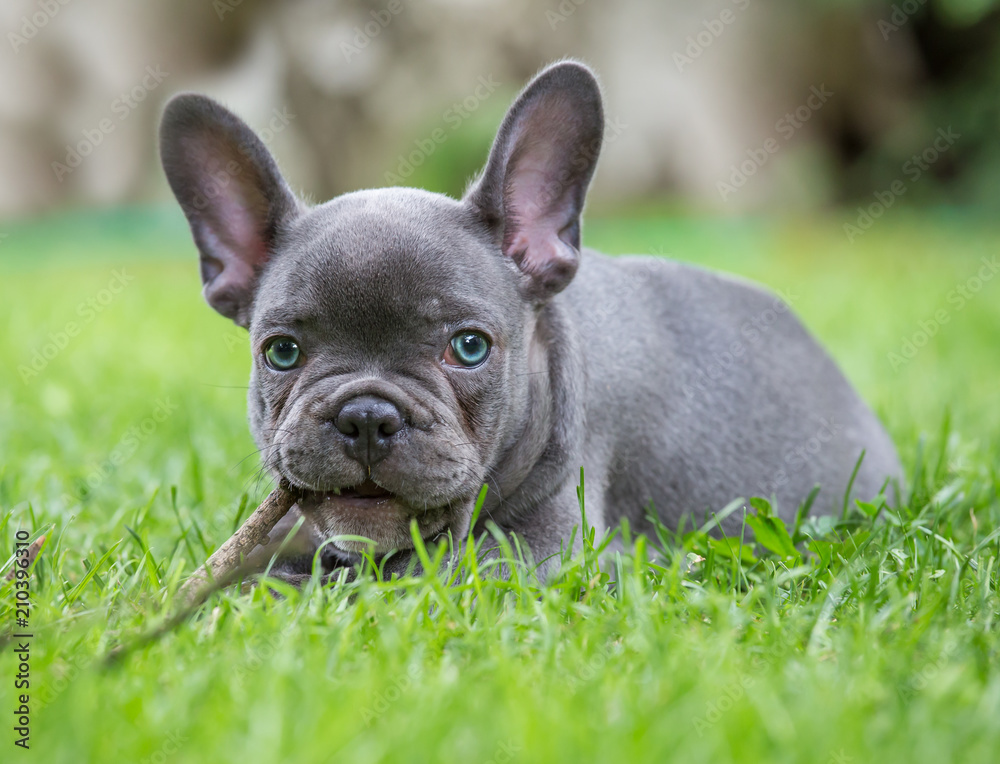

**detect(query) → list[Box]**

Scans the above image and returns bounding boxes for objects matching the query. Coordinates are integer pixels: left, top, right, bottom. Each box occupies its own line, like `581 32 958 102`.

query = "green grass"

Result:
1 206 999 763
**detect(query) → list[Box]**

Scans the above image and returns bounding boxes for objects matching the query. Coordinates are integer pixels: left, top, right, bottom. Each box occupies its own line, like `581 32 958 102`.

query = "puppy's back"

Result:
563 251 902 530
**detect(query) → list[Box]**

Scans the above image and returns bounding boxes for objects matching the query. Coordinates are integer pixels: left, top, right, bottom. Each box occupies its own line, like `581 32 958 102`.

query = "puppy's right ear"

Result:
160 94 302 326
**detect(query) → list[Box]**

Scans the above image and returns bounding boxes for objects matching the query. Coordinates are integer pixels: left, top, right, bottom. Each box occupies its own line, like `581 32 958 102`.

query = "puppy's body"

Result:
564 251 898 538
161 62 900 580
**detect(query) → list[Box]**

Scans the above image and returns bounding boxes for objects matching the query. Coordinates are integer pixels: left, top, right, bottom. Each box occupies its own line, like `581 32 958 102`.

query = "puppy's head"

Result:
160 61 603 555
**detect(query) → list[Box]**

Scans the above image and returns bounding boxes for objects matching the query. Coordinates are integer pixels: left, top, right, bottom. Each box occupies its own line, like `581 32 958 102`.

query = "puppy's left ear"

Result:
160 94 302 327
465 60 604 299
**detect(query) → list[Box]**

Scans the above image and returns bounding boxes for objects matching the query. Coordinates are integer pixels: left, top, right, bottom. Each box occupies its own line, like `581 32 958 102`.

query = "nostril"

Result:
378 418 402 438
333 415 361 439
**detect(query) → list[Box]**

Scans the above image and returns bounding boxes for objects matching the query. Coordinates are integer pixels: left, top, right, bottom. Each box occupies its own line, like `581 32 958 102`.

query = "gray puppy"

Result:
160 61 901 580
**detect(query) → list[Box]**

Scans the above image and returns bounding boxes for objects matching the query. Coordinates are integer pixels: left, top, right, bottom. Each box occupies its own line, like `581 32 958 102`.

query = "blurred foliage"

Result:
843 0 1000 207
375 0 1000 211
378 86 514 199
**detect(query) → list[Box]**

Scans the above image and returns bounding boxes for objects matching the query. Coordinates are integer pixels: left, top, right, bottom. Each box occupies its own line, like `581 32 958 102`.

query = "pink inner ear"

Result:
198 188 269 321
505 164 575 277
181 132 269 266
183 132 272 323
213 187 269 268
502 102 583 285
505 223 577 291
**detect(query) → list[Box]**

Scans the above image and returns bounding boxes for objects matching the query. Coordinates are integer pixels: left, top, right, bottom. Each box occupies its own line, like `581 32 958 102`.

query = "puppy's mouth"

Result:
298 479 396 507
284 466 454 554
293 477 437 554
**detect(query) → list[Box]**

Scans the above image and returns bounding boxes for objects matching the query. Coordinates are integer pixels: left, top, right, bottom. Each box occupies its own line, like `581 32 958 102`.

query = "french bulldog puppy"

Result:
160 61 901 582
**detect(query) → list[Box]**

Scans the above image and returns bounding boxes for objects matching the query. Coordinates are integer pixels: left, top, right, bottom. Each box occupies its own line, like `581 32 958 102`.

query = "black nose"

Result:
332 395 405 466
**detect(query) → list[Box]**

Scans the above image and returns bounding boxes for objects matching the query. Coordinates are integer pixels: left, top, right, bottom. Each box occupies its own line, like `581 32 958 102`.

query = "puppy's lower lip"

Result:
346 479 393 499
302 479 394 505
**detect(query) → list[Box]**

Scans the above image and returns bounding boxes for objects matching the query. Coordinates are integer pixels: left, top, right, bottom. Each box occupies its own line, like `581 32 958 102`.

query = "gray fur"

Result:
160 61 901 580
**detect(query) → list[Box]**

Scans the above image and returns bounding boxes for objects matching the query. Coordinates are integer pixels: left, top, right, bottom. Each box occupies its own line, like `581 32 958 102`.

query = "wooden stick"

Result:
105 483 299 666
179 482 299 603
5 535 46 582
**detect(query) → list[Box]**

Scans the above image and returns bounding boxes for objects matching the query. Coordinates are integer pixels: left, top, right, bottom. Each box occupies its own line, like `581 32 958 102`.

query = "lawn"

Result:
1 206 998 763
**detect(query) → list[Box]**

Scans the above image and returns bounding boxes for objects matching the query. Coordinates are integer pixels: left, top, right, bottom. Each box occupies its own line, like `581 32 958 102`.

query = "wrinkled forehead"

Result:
251 190 518 339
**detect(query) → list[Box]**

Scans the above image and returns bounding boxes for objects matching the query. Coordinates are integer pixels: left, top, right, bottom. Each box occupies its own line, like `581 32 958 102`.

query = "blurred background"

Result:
1 0 999 218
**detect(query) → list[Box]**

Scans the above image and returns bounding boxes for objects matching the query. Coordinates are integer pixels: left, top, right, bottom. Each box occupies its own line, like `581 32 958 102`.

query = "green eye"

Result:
264 337 301 370
449 332 490 367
